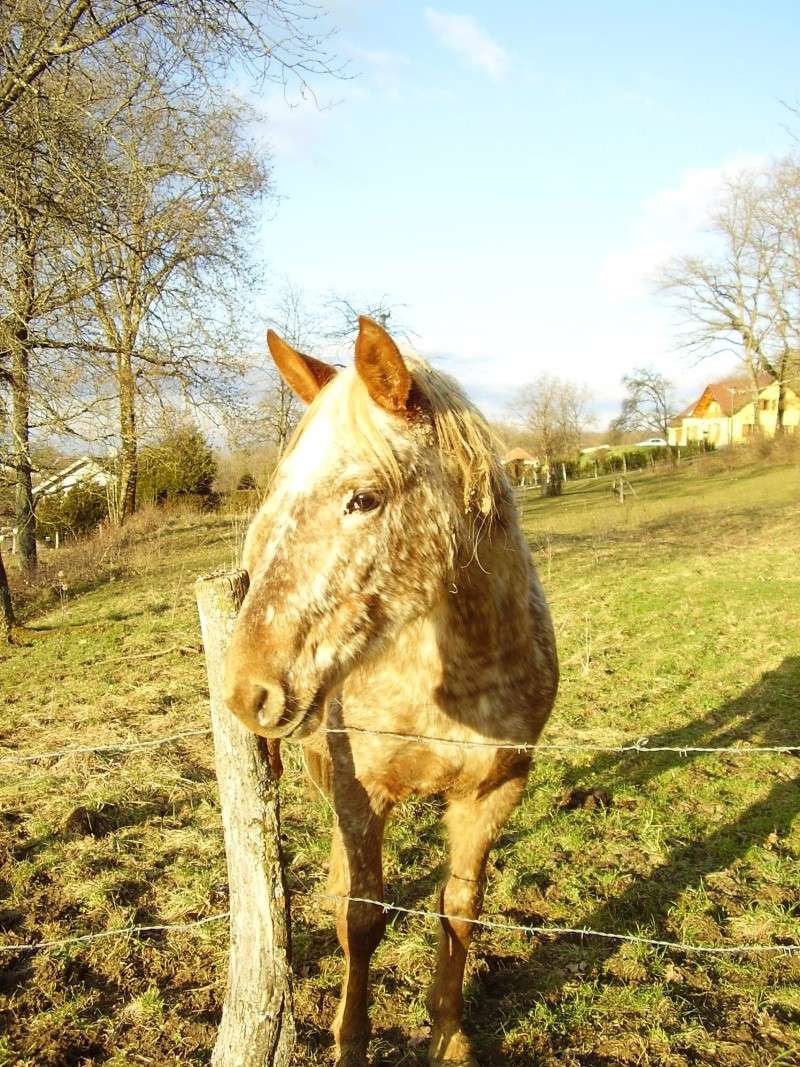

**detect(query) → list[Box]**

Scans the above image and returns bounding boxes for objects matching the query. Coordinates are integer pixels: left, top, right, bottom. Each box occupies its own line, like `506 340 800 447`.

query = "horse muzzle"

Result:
223 665 325 740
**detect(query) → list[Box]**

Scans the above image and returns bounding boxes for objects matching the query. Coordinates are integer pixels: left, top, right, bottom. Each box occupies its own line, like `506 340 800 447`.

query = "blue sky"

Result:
249 1 800 423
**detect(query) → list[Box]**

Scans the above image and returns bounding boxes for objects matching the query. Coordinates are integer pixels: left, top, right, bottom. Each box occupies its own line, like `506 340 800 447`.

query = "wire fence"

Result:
0 913 229 953
2 723 799 767
3 890 799 958
2 723 798 959
0 728 212 766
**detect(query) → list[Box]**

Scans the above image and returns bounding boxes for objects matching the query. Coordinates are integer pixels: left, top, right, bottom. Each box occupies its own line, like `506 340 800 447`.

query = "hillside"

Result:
1 460 799 1066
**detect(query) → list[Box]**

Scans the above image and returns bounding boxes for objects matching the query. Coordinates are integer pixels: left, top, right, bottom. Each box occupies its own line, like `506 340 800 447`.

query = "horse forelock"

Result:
276 357 508 522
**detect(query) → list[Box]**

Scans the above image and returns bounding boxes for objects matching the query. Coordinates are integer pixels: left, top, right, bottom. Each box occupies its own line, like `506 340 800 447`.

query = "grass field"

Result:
1 458 799 1066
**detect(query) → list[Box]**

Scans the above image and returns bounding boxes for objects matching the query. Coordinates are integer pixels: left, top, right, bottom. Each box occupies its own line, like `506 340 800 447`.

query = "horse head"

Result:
223 316 490 740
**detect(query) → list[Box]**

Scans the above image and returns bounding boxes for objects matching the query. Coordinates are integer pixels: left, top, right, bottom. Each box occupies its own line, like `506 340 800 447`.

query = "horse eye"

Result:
345 491 382 514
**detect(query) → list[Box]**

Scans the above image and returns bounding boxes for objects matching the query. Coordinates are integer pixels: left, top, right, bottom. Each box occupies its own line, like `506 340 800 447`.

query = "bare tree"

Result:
762 157 800 431
0 0 342 542
0 64 103 571
0 0 340 118
512 374 590 467
324 293 413 352
611 368 676 438
255 281 324 457
71 61 270 521
658 160 800 433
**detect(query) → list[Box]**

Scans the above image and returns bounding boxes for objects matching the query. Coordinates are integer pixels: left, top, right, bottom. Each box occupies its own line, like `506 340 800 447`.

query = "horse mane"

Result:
283 355 510 523
405 357 508 521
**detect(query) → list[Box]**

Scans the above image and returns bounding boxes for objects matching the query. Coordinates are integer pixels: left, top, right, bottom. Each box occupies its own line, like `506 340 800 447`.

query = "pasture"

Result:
1 458 799 1066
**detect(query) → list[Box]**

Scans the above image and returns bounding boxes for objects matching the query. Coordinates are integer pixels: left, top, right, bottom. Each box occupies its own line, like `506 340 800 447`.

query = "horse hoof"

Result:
428 1028 479 1066
334 1043 369 1067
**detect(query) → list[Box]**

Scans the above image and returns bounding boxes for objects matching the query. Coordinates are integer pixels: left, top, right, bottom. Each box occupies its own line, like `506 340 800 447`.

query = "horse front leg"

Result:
327 792 390 1067
427 758 529 1066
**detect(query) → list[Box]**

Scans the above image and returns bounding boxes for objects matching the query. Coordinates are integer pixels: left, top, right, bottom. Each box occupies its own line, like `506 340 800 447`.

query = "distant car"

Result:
634 437 668 447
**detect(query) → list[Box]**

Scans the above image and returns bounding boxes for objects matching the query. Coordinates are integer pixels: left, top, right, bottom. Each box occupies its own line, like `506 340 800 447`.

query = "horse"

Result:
224 316 558 1066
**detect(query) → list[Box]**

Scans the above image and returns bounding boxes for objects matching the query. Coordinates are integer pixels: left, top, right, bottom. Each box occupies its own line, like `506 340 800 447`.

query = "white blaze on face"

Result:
245 371 353 580
278 376 346 497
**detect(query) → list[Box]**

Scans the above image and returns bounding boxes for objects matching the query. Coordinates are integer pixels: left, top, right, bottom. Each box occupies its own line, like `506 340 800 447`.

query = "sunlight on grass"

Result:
1 459 799 1065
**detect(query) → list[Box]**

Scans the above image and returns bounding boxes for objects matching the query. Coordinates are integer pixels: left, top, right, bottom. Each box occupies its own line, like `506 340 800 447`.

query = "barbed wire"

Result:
0 728 212 766
2 724 799 768
318 894 800 957
0 912 229 953
324 726 800 755
3 891 798 958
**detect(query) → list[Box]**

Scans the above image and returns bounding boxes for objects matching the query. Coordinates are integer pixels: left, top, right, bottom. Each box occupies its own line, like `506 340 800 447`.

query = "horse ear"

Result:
266 329 336 405
354 316 411 415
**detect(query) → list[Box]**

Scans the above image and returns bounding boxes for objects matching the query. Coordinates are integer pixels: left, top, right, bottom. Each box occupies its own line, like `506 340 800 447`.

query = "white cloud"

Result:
424 9 509 81
600 156 764 301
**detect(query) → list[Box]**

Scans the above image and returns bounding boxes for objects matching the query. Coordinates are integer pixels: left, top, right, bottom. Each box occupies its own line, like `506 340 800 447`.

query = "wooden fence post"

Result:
196 570 295 1067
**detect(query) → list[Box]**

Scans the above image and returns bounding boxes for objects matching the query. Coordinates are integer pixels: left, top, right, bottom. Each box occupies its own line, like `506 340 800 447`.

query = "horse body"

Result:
225 318 557 1066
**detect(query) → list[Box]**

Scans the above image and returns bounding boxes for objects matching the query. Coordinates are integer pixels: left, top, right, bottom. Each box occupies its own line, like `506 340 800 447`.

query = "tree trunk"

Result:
11 238 37 573
776 380 786 435
116 345 138 523
745 354 762 437
195 571 295 1067
0 545 14 640
775 349 791 436
540 462 562 498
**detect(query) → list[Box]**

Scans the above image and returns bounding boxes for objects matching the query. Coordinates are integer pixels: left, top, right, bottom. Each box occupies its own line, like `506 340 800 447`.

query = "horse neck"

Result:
386 515 532 692
445 518 532 647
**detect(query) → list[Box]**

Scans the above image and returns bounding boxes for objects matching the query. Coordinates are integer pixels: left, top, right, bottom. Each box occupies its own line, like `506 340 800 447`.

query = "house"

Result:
32 456 111 501
667 375 800 448
503 447 539 486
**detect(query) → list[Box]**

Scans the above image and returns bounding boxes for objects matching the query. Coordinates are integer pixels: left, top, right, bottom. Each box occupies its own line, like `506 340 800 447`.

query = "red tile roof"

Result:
673 374 774 422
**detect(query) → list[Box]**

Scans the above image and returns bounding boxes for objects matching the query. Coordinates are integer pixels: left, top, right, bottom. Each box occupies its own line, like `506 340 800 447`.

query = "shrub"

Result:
8 504 170 621
137 424 217 505
36 481 109 537
222 488 261 515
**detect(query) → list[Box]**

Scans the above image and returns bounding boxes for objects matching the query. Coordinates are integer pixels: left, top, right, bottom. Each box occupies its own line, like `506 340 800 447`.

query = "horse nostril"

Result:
224 677 287 735
255 682 286 729
225 678 265 721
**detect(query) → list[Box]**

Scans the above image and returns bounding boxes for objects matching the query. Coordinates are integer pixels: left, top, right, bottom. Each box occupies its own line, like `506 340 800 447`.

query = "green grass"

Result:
1 459 799 1066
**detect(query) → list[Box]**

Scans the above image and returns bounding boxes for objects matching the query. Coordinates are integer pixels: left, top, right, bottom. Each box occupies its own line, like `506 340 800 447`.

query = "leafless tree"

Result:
68 60 270 521
658 160 800 433
255 281 325 457
0 63 104 570
324 293 413 352
512 374 590 466
762 157 800 429
611 368 676 438
0 0 340 118
0 0 342 542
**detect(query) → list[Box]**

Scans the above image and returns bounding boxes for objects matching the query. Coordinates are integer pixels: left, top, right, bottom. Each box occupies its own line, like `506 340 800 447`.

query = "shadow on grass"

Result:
469 655 800 1065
